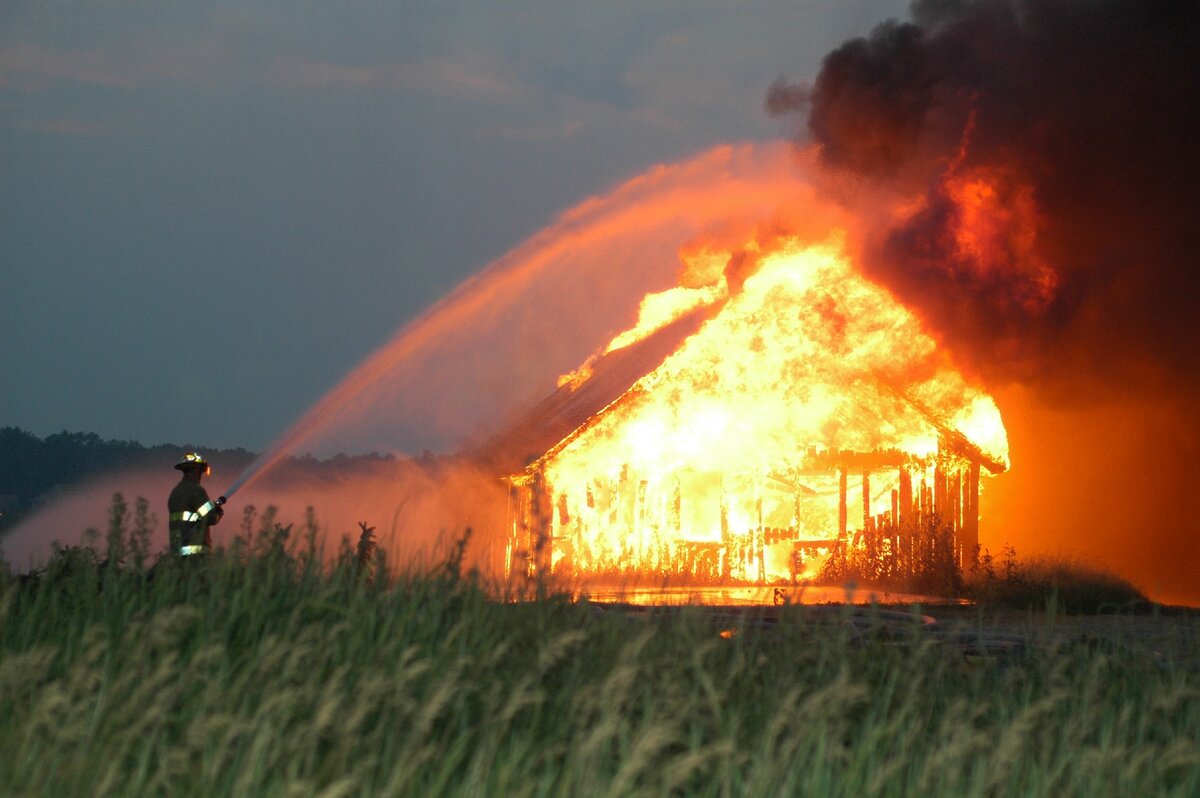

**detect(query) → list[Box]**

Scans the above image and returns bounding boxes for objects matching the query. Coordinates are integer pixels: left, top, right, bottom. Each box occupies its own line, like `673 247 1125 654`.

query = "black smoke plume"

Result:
769 0 1200 397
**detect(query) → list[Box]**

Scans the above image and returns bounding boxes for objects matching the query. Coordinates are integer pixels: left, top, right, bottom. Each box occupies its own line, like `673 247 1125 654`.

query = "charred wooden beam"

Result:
720 479 731 580
933 464 941 520
963 461 981 567
756 495 765 583
838 469 848 537
862 471 871 533
671 478 681 534
879 386 1007 474
635 478 648 561
504 480 519 580
530 468 553 576
951 471 961 532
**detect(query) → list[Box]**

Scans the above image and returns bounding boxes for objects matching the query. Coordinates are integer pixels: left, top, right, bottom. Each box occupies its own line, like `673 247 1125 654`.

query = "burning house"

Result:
477 237 1009 585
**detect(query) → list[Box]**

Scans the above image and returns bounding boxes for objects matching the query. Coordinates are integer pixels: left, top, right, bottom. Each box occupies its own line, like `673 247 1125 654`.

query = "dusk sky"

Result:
2 1 908 451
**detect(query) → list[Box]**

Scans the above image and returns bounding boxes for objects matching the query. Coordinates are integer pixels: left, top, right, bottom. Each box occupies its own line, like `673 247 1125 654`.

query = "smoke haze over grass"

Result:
2 458 507 577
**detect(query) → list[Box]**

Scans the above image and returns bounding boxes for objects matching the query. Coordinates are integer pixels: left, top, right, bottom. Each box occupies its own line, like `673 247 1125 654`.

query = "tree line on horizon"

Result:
0 427 258 531
0 427 406 534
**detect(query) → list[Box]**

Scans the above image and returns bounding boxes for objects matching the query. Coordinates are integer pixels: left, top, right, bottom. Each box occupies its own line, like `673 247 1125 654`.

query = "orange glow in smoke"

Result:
941 166 1058 314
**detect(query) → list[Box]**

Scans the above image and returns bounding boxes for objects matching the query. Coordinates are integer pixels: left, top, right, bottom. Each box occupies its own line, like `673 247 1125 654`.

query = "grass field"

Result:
1 514 1198 797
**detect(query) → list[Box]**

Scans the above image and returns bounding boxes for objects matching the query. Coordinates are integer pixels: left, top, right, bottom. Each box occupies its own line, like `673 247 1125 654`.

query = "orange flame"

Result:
512 233 1009 583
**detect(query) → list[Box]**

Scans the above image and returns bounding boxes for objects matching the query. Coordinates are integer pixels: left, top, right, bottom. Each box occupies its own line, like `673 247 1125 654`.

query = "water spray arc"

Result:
213 144 816 506
213 272 507 504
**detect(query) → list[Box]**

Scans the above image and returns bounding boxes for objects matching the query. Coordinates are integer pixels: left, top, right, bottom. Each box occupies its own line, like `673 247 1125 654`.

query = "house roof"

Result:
469 298 1006 478
469 303 719 475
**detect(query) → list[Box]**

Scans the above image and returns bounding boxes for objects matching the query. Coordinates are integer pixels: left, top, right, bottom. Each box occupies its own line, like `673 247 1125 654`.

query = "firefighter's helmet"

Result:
174 452 211 475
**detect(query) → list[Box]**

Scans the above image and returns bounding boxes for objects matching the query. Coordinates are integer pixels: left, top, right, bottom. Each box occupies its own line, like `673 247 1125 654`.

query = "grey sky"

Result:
1 1 908 451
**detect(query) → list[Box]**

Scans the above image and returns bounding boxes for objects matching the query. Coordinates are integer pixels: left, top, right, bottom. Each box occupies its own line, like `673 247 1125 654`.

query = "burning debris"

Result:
480 236 1008 585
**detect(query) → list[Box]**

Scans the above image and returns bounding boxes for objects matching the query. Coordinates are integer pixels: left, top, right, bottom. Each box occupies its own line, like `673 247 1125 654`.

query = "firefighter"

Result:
168 452 224 557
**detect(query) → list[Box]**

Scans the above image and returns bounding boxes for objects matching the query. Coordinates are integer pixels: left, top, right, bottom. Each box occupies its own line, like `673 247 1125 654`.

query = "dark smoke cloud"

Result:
769 0 1200 397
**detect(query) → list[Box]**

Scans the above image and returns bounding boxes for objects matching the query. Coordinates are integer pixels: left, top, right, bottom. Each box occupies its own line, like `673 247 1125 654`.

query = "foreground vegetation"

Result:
1 508 1198 796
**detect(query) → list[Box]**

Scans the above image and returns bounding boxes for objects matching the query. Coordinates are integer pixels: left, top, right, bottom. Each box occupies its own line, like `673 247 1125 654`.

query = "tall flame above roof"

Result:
547 235 1009 479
